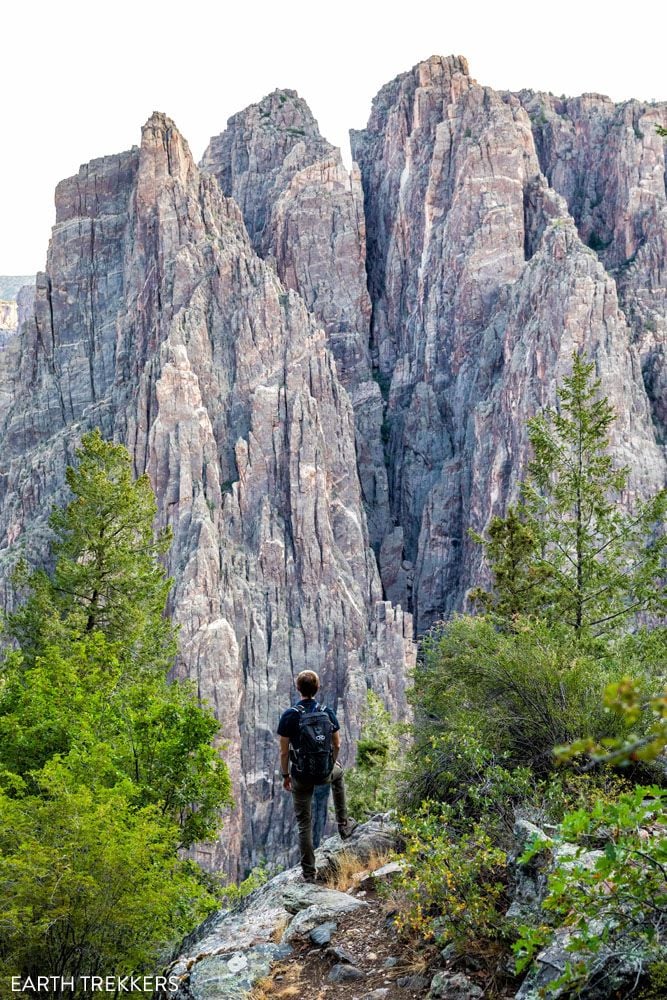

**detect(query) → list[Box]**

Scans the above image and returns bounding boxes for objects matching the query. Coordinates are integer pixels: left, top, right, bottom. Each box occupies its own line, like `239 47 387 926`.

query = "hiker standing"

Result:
278 670 357 882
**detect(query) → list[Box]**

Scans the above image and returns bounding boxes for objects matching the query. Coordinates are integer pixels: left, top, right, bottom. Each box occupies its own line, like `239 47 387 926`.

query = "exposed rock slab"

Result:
161 818 397 999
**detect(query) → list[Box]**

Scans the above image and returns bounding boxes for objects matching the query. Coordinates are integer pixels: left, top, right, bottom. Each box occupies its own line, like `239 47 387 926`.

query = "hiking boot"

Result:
302 871 318 883
338 818 358 840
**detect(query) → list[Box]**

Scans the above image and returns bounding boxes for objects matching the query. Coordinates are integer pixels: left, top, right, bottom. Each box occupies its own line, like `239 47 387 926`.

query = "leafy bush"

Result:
514 786 667 995
537 767 635 825
401 724 533 838
556 629 667 770
0 633 230 846
393 803 510 956
0 764 216 992
346 691 402 820
200 862 280 908
412 615 637 781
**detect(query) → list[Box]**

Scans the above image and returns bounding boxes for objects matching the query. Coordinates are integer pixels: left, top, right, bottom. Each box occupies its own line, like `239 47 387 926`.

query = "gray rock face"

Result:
0 299 18 336
0 286 34 446
352 55 666 629
0 114 414 875
201 90 334 257
516 90 667 440
202 91 391 549
0 300 19 427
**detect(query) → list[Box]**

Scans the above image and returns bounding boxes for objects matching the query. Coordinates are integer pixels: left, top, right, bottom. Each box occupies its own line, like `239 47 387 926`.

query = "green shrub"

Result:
393 803 510 956
0 764 217 993
537 768 634 824
401 724 533 838
514 786 667 994
412 615 636 781
199 862 280 908
346 691 402 819
556 630 667 771
638 960 667 999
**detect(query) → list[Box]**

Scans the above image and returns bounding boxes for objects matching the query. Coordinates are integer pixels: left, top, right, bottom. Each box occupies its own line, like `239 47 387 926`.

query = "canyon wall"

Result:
0 115 413 876
351 56 666 629
202 90 390 548
0 55 665 871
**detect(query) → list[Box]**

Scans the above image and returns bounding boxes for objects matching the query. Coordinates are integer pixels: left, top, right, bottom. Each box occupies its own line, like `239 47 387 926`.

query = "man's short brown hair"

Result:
296 670 320 698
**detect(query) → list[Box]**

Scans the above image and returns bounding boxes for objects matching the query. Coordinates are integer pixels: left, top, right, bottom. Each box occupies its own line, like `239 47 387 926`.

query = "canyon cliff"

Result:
0 115 413 876
201 90 390 549
0 55 664 871
351 55 665 629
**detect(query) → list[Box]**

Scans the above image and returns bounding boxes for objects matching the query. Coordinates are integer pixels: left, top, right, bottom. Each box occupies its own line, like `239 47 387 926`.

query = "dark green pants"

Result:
291 761 347 878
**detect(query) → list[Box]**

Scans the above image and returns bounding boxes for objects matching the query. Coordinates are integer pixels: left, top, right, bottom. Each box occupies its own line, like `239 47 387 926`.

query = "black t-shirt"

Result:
277 698 340 751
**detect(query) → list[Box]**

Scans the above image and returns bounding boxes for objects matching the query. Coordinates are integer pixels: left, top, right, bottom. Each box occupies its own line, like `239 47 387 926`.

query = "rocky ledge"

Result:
161 815 489 1000
161 818 398 999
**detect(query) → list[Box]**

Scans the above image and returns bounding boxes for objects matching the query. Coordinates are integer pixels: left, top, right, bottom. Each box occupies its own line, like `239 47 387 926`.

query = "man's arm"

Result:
279 736 292 791
332 730 341 763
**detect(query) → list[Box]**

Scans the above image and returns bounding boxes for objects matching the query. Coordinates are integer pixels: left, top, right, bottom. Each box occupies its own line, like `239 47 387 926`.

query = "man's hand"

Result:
282 774 292 792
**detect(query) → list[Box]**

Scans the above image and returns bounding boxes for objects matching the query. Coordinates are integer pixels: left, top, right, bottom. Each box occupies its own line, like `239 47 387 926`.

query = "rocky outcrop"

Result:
352 55 666 629
0 288 33 440
202 91 390 549
510 818 652 1000
161 818 398 999
516 90 667 440
0 113 414 875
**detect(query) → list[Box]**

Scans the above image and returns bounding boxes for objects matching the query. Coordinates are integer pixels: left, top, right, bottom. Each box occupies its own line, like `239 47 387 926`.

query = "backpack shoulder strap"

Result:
294 702 328 716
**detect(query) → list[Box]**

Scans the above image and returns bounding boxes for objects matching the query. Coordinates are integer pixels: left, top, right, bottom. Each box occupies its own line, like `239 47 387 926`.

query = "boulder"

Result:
429 971 484 999
328 962 365 982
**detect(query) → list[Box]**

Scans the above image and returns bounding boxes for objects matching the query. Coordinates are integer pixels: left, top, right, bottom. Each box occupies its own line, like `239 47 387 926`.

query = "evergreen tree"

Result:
0 431 232 991
469 507 549 619
346 691 402 819
3 429 231 843
474 354 666 635
10 428 174 668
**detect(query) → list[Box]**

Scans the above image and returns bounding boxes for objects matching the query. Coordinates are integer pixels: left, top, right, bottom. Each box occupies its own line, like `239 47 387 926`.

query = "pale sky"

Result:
2 0 665 274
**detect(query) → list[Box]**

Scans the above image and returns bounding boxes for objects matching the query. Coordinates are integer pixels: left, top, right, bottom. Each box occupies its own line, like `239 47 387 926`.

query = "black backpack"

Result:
291 703 334 782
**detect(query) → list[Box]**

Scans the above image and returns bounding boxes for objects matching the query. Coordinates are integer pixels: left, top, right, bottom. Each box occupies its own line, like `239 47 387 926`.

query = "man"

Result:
278 670 357 882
